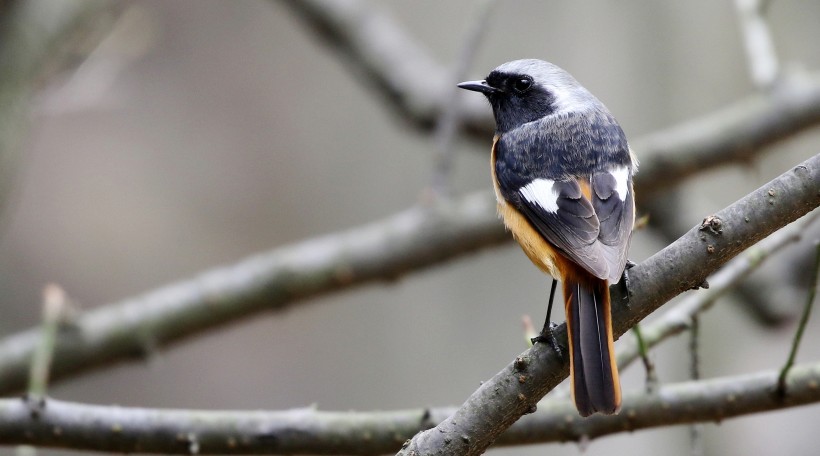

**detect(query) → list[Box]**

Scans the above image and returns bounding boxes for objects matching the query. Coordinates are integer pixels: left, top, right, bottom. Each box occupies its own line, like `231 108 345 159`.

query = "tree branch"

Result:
3 361 820 454
276 0 491 135
0 194 506 394
734 0 780 89
397 154 820 456
615 210 818 370
498 362 820 447
548 209 814 402
632 74 820 198
0 0 114 220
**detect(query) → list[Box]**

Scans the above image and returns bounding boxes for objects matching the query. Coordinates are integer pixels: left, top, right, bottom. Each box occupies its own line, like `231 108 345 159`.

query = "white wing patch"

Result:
520 179 559 213
611 166 630 202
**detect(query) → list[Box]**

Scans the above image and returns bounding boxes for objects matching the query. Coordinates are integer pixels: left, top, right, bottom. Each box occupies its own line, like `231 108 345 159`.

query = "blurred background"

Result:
1 1 820 455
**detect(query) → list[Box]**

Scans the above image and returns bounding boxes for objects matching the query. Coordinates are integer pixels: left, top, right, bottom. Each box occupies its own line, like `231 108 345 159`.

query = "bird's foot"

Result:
531 322 563 359
620 260 637 309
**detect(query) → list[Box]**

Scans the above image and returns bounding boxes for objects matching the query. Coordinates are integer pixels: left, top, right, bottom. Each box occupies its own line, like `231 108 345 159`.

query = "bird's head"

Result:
458 59 600 132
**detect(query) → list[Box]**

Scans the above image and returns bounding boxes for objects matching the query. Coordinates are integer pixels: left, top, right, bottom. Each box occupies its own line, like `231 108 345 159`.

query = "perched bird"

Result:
458 59 636 416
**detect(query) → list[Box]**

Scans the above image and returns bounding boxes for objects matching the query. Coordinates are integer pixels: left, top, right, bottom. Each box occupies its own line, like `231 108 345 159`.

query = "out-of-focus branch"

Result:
0 194 506 394
734 0 780 89
397 155 820 456
2 362 819 454
278 0 820 198
777 242 820 395
276 0 491 135
429 0 496 197
632 75 820 198
0 0 114 222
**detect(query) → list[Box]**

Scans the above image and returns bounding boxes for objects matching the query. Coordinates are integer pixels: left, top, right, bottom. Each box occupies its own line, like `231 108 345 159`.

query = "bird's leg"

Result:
531 278 562 357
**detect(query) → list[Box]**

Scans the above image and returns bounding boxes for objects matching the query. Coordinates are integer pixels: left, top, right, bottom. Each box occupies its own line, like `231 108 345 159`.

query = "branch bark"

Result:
397 154 820 456
615 210 817 370
2 361 819 454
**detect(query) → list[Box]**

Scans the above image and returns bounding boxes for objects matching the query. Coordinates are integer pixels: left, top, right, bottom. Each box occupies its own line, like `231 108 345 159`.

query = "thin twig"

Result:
630 323 657 393
26 284 66 400
776 241 820 396
429 0 496 198
688 315 703 456
0 0 116 227
734 0 780 89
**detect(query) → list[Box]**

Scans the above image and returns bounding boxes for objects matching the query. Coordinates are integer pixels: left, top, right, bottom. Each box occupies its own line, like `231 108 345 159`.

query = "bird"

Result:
458 59 636 416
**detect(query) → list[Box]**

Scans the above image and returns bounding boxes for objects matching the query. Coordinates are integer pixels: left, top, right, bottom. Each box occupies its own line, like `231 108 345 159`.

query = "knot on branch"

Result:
699 215 723 235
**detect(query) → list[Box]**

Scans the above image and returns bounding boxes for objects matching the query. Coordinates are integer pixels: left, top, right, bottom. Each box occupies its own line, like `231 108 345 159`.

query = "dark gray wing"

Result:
591 170 635 281
512 177 611 280
500 167 634 282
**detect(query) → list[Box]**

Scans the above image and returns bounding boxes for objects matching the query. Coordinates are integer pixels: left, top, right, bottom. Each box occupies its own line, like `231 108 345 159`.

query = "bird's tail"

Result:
564 275 621 417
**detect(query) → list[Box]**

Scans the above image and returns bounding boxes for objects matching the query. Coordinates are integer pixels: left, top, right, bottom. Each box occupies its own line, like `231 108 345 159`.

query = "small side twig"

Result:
522 315 537 347
776 241 820 396
630 323 657 392
429 0 496 198
734 0 780 89
26 284 67 416
688 315 703 456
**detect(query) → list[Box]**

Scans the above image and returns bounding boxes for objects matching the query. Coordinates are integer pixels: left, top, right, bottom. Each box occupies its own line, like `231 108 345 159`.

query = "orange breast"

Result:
491 137 566 280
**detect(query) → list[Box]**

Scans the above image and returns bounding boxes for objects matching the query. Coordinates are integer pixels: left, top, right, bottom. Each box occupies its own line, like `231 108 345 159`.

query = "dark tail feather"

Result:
565 277 621 417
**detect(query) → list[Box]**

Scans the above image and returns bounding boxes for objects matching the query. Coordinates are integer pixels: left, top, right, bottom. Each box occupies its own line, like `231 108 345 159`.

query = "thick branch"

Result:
547 210 813 404
615 211 815 370
2 362 819 454
397 155 820 456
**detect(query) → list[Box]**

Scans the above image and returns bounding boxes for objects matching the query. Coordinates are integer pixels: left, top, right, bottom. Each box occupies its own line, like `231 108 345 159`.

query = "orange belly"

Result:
491 135 568 280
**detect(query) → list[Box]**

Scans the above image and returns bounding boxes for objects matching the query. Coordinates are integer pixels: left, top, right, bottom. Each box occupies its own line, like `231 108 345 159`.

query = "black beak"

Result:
457 79 501 95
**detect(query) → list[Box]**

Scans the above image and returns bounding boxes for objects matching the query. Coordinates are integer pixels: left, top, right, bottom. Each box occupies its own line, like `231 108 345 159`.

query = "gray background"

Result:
2 1 820 455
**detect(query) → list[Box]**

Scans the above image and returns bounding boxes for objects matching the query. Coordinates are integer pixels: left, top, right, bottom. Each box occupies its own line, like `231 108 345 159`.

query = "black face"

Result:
484 71 556 132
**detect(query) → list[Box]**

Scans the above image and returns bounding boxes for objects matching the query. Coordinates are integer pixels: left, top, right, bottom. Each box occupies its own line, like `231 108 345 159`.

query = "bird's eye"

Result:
512 77 533 94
